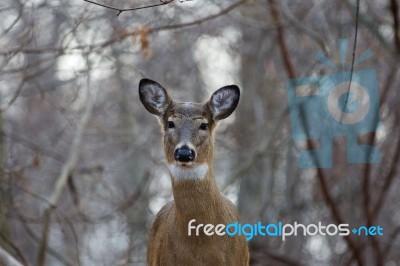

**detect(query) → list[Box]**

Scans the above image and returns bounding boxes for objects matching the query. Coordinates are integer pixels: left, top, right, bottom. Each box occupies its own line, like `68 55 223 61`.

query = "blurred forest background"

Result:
0 0 399 265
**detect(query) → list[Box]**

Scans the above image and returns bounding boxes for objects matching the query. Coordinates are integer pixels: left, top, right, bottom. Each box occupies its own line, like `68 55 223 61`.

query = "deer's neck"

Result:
171 169 225 224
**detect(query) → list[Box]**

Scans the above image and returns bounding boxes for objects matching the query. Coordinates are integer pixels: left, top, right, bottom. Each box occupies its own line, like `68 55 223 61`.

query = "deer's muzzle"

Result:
174 145 195 163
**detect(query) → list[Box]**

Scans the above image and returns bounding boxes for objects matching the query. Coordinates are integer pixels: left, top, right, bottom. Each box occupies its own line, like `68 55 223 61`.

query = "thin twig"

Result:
341 0 360 123
149 0 246 32
82 0 174 16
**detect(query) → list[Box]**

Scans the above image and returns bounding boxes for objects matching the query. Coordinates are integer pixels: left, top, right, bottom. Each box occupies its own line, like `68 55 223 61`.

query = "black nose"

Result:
174 145 195 162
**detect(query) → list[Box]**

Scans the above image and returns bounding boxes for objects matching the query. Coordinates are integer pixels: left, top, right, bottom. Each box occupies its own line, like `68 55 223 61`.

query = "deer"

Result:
139 79 249 265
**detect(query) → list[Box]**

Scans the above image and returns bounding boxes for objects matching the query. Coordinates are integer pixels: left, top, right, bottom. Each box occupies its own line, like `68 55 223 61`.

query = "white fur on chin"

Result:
168 163 209 181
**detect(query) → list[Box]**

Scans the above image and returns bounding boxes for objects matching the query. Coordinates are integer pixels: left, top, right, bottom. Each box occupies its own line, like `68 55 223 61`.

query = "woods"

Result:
0 0 399 265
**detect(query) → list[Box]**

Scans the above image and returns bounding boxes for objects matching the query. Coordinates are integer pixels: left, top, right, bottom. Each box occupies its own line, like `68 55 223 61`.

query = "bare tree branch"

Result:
372 131 400 218
37 65 94 266
149 0 247 32
0 232 30 266
268 0 296 79
390 0 400 53
0 0 247 56
16 210 74 266
342 0 360 123
0 246 24 266
83 0 174 16
383 225 400 258
279 2 330 55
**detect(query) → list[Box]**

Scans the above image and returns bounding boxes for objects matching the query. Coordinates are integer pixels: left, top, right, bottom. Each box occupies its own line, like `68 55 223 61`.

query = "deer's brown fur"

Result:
139 79 249 266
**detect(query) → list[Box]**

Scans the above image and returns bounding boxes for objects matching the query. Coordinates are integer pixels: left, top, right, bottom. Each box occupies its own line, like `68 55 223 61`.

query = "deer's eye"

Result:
199 123 208 130
167 121 175 129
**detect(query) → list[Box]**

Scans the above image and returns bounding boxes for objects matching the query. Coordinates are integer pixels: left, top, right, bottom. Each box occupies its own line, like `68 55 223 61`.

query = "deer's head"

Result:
139 79 240 181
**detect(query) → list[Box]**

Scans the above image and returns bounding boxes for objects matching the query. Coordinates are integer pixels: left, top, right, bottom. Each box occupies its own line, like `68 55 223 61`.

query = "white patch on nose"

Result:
168 163 209 181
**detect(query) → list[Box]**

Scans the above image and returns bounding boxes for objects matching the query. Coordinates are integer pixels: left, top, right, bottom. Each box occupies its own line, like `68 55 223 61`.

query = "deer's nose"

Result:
174 145 195 163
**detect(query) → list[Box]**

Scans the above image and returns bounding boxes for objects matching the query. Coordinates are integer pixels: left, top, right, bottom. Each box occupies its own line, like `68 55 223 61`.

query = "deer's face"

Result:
139 79 240 181
162 102 214 166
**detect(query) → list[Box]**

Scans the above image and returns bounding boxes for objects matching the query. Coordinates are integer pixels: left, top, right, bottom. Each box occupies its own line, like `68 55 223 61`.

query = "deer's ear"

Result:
139 79 172 116
208 85 240 120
